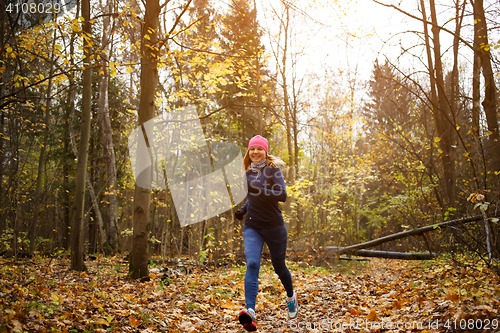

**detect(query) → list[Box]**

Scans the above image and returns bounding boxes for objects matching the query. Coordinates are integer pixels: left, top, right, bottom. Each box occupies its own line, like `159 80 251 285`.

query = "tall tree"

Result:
420 0 456 208
128 0 160 280
472 0 500 182
362 59 413 131
271 0 294 183
128 0 193 280
429 0 456 207
219 0 266 142
71 0 92 271
29 30 56 255
98 0 119 250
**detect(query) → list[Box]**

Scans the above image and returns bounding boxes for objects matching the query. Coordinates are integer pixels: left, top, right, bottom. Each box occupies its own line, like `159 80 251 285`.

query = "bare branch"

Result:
372 0 474 51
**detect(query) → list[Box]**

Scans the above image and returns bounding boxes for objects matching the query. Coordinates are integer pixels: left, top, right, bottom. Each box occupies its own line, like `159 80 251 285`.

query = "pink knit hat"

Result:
248 135 269 154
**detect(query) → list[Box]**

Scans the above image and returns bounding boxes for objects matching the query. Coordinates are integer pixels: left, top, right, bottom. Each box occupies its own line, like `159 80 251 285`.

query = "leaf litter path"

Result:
0 256 499 332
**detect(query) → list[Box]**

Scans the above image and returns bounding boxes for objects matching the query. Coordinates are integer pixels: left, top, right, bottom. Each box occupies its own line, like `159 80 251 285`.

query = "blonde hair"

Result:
243 150 286 170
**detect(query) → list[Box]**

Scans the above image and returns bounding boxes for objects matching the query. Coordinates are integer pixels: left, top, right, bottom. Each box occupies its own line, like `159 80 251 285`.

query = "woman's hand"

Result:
235 209 245 220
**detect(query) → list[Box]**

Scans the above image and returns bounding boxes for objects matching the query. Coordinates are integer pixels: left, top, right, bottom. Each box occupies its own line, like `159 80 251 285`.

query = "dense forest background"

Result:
0 0 499 275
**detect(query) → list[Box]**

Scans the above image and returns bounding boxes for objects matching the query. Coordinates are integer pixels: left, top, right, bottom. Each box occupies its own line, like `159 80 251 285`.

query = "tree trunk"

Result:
420 0 456 208
329 249 437 260
450 0 464 130
66 4 106 256
70 0 92 272
429 0 456 207
420 0 445 211
293 102 299 178
281 6 294 183
128 0 161 280
98 0 119 251
68 78 107 254
11 152 20 258
0 4 5 222
63 114 71 250
62 0 80 251
29 31 56 255
472 23 481 140
326 214 493 254
472 0 500 178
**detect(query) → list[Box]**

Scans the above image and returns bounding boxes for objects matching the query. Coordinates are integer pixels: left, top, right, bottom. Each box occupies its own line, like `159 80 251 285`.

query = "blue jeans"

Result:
243 224 294 310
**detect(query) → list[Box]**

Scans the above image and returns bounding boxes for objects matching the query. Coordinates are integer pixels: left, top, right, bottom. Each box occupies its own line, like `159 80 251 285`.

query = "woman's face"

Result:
248 146 266 163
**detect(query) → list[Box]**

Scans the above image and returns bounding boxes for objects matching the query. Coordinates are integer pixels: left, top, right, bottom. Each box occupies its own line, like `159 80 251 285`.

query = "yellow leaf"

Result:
96 318 109 326
113 309 130 316
50 293 59 304
434 137 441 143
7 47 13 53
220 298 235 309
456 124 460 130
126 67 133 73
110 70 116 78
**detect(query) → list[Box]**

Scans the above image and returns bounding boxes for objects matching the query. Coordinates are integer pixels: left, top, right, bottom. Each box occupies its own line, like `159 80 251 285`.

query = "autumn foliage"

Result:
1 255 499 332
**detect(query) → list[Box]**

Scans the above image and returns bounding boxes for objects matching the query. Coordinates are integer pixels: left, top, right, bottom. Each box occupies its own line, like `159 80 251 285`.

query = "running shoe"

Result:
238 308 257 331
287 292 299 319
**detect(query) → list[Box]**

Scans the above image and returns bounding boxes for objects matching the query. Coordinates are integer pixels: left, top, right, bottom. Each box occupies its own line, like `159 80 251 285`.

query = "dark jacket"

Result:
241 165 287 229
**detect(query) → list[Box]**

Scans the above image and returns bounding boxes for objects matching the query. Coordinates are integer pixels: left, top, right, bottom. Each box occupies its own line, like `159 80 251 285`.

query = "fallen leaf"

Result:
96 318 109 326
129 316 140 328
220 298 235 310
366 309 378 321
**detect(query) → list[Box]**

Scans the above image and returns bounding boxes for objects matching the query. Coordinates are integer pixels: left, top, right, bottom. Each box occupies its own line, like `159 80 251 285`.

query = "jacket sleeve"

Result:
240 199 248 213
261 167 287 202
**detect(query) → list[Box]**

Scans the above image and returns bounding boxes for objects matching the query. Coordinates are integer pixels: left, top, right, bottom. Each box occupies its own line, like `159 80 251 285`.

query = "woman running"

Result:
235 135 298 331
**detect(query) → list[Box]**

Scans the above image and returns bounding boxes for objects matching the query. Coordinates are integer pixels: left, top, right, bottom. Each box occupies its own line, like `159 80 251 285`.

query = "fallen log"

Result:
338 257 370 261
326 214 494 255
327 248 437 260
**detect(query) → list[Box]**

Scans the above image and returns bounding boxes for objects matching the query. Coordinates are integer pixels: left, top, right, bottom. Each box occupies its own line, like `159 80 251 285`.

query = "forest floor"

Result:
0 254 499 333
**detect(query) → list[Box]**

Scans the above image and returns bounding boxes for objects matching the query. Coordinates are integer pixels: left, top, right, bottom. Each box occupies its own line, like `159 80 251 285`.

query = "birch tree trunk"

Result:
98 0 119 251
